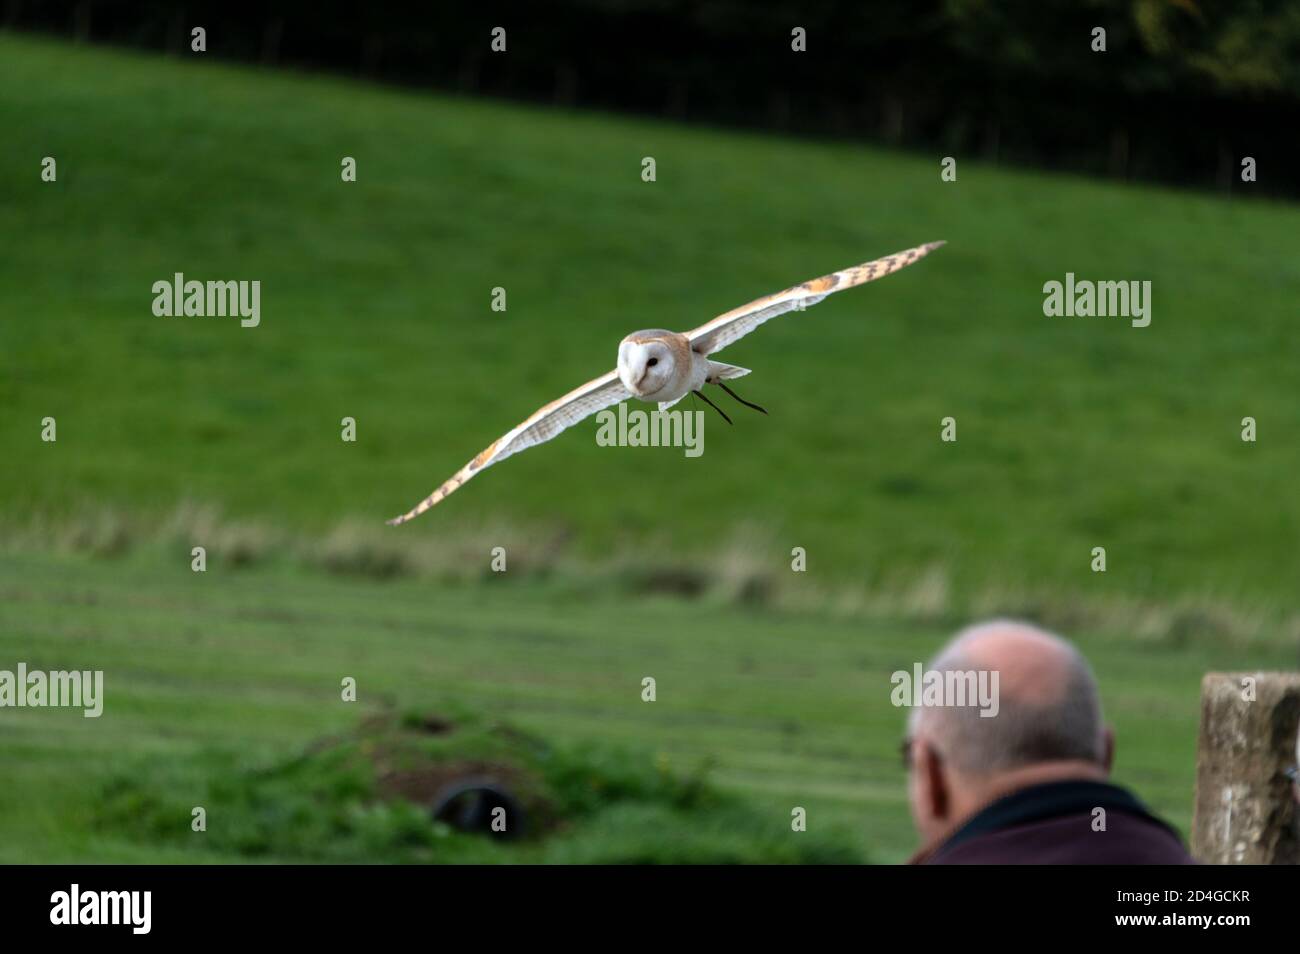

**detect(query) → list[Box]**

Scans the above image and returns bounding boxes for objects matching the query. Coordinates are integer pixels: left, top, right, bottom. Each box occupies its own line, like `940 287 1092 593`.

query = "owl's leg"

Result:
717 381 768 415
692 389 732 425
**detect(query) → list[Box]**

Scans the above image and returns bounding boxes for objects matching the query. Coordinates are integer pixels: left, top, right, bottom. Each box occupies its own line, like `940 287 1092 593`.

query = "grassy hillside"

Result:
4 33 1300 611
4 550 1293 864
1 34 1298 865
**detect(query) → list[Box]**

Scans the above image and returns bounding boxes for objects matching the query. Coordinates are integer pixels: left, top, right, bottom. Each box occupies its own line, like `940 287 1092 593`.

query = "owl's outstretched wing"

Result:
686 241 944 357
388 370 629 525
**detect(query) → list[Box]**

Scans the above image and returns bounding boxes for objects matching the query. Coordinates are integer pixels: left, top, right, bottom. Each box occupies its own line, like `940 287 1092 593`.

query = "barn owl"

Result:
388 240 944 524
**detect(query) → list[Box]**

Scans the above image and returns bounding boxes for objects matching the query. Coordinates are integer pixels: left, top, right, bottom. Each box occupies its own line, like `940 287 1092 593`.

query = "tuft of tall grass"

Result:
2 502 1293 649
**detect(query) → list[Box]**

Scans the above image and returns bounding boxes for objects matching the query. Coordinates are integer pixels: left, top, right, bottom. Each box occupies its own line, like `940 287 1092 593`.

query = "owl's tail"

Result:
707 361 750 382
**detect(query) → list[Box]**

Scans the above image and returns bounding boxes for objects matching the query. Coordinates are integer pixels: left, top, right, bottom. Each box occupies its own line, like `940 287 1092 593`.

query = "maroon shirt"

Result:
914 780 1197 865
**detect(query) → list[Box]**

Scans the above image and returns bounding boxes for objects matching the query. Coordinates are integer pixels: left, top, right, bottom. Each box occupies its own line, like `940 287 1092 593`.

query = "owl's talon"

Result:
717 381 767 415
694 389 733 425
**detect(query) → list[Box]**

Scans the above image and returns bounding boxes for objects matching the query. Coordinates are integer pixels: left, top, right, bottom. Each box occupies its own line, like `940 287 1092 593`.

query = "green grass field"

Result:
2 33 1298 863
3 550 1294 864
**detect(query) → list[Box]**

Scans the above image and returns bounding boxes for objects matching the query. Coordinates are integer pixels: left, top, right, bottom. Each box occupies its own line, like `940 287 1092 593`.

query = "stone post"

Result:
1191 672 1300 864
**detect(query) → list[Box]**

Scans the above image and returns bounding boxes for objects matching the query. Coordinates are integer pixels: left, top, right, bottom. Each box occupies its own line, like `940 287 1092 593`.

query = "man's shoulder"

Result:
925 780 1197 865
930 807 1196 864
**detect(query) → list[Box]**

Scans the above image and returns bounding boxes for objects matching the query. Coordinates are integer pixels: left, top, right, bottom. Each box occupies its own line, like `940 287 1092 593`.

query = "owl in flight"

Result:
388 240 944 524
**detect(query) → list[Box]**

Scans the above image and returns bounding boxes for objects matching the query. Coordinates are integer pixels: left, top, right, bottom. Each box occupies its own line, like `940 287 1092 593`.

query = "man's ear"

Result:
916 739 949 820
1100 726 1115 774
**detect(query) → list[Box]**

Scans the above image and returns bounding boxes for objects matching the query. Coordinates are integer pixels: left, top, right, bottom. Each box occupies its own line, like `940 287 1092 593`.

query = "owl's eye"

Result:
647 358 659 367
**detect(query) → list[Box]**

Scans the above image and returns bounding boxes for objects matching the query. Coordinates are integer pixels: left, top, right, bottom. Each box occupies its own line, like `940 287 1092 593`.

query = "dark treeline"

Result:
10 0 1300 196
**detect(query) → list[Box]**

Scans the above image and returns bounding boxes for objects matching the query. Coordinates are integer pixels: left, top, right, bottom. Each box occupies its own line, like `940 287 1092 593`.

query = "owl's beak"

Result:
617 366 642 395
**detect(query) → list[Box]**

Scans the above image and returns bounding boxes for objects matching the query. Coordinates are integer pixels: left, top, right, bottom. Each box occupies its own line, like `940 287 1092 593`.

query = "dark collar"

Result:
934 779 1179 856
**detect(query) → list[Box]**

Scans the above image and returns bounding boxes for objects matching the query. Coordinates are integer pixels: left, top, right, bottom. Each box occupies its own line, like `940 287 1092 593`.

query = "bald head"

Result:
910 620 1106 775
